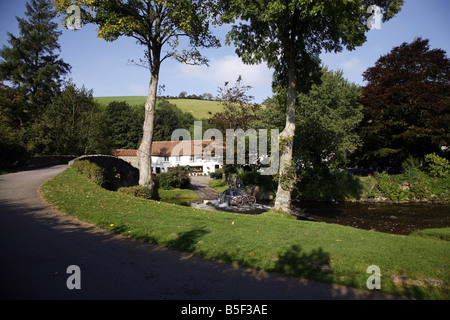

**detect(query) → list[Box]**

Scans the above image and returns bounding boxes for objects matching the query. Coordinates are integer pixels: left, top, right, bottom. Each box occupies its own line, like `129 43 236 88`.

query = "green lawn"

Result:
208 179 229 193
41 168 450 300
95 96 223 119
158 188 200 201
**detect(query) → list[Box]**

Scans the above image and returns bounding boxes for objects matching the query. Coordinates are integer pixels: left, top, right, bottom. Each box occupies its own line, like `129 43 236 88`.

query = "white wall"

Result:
117 155 222 175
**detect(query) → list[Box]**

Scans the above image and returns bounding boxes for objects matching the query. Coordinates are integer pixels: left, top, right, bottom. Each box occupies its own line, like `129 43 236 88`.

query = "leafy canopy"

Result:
357 37 450 164
223 0 404 92
53 0 221 67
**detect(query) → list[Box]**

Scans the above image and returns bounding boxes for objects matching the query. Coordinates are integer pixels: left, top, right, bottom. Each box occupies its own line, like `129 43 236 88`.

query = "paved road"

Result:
189 175 220 200
0 166 398 301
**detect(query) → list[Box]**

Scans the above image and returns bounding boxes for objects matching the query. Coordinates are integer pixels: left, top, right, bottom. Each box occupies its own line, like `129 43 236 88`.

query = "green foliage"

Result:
295 68 364 172
238 169 277 191
37 81 111 156
402 156 424 184
425 153 450 178
118 186 154 200
224 0 403 94
294 170 363 201
356 38 450 165
209 169 223 180
0 0 70 117
105 101 144 149
158 166 191 190
374 171 408 201
409 182 428 200
154 100 195 141
71 160 106 187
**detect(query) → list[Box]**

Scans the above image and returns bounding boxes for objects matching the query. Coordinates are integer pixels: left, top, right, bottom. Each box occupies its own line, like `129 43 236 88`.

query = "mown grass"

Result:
158 188 200 201
41 168 450 299
208 179 229 193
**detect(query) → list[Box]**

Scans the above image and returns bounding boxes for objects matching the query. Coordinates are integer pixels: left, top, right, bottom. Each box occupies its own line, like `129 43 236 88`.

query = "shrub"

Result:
158 165 190 190
118 186 154 200
425 153 450 178
71 160 105 186
374 171 407 201
409 182 428 200
238 170 278 191
210 169 223 180
402 156 423 186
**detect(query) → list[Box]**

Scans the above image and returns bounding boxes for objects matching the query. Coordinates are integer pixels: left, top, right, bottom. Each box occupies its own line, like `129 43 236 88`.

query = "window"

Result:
176 156 181 162
164 156 169 162
190 155 195 162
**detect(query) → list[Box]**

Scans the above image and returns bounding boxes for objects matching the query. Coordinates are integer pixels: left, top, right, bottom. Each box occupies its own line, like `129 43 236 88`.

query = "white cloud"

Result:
178 55 272 100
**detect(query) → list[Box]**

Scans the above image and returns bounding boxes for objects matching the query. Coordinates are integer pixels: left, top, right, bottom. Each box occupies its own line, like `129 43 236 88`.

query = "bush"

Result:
410 182 428 200
158 165 190 190
374 171 407 201
210 169 223 180
71 160 105 186
293 170 363 201
118 186 154 200
238 170 278 191
402 156 423 185
425 153 450 178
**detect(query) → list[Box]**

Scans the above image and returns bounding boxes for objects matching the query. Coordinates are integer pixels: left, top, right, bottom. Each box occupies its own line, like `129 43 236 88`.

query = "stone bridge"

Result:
70 155 139 189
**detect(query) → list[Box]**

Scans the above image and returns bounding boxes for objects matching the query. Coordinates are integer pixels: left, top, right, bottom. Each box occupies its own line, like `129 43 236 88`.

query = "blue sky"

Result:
0 0 449 103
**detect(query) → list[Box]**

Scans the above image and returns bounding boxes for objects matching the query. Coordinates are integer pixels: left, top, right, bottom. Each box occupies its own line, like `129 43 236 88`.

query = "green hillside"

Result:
95 96 223 119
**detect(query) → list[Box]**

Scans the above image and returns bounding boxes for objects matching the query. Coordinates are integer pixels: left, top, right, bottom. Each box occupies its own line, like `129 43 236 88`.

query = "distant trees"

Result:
355 37 450 169
105 101 144 150
154 100 196 141
176 91 215 100
37 82 110 156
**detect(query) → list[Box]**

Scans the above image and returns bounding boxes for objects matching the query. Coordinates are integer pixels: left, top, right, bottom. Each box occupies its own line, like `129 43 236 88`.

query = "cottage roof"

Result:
112 140 222 157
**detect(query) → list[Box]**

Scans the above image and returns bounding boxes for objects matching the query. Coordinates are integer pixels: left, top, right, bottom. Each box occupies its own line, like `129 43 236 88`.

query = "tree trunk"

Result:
274 59 297 212
138 71 159 188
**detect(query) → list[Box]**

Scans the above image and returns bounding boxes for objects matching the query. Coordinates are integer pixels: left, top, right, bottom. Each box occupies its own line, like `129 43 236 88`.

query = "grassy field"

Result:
95 96 223 119
41 168 450 300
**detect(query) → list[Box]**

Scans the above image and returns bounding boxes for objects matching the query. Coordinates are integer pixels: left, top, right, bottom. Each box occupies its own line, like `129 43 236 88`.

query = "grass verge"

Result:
41 168 450 300
208 179 229 193
158 188 201 201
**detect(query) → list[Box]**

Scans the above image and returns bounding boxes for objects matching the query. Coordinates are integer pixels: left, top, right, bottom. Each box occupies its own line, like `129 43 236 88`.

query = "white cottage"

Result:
112 140 222 175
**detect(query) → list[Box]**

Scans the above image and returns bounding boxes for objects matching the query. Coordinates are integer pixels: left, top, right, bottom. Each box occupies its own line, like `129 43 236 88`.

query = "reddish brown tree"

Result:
357 37 450 167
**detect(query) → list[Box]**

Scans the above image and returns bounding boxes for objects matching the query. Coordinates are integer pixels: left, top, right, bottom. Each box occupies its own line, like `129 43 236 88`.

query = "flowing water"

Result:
298 202 450 235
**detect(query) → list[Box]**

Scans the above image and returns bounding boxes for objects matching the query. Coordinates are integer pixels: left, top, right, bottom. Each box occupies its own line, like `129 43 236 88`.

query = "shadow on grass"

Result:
270 245 333 283
166 228 210 253
211 244 333 284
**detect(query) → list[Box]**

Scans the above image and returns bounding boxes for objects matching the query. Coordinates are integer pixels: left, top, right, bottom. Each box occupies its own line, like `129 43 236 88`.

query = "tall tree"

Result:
223 0 404 212
295 68 363 174
357 38 450 167
0 0 71 121
54 0 220 190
